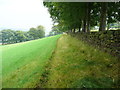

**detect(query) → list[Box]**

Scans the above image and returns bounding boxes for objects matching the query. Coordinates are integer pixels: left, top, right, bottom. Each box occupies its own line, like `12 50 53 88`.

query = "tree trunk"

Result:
82 3 88 33
79 23 82 32
79 27 81 32
118 21 120 29
73 28 76 33
99 2 108 31
107 23 110 30
86 3 91 32
82 19 87 32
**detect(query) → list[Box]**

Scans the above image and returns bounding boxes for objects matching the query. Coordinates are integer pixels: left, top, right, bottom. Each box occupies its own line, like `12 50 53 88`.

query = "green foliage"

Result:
15 31 26 42
43 2 85 32
43 2 120 32
107 2 120 24
27 25 45 40
1 29 16 44
28 27 37 39
37 25 45 38
1 25 45 45
49 25 63 36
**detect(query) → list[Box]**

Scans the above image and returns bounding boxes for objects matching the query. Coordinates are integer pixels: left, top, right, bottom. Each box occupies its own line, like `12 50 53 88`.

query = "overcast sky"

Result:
0 0 53 35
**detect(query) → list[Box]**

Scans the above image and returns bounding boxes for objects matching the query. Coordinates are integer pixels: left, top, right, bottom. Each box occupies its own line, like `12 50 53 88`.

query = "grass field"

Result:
41 34 119 88
2 35 61 88
1 34 119 88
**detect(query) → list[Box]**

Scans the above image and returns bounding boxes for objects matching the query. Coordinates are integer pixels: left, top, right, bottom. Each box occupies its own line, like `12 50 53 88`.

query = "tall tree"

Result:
37 25 45 38
28 28 38 40
99 2 108 31
1 29 15 44
15 31 26 42
44 2 119 33
28 25 45 39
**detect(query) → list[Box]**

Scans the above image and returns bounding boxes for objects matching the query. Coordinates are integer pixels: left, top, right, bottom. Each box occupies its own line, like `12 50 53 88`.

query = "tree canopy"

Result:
1 25 45 45
43 2 120 33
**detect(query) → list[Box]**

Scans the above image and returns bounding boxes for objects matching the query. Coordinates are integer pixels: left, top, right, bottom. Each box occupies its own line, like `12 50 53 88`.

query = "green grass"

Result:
44 34 119 88
1 34 119 88
2 35 61 88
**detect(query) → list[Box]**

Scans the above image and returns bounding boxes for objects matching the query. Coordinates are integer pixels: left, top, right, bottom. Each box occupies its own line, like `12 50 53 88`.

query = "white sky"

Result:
0 0 53 35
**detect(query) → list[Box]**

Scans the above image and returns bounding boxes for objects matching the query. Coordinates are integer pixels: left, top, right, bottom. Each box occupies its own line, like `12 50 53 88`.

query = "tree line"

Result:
48 25 63 36
43 2 120 33
0 25 45 45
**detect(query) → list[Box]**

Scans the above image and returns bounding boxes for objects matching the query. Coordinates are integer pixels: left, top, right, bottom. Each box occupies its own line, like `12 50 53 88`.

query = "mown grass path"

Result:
43 34 119 88
2 35 61 88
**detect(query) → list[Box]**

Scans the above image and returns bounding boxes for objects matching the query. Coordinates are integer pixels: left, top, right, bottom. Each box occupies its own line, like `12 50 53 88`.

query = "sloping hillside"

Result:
2 35 61 88
38 34 119 88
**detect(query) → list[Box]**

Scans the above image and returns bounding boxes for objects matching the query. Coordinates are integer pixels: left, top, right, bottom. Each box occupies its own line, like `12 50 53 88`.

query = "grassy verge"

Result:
2 35 61 88
43 34 119 88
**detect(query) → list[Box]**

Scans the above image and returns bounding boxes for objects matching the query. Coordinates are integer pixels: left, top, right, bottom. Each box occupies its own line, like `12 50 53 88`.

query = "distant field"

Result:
2 35 61 88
